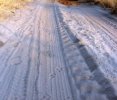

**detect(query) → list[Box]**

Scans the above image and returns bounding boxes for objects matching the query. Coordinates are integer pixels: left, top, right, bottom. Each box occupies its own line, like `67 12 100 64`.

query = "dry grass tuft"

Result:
0 0 32 20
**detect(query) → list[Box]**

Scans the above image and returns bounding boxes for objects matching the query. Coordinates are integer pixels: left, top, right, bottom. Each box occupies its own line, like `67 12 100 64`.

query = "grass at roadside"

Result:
95 0 117 14
0 0 32 20
58 0 117 14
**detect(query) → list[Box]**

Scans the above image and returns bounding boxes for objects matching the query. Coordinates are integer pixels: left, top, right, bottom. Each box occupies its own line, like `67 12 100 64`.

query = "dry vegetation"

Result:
95 0 117 13
78 0 117 13
58 0 79 6
58 0 117 13
0 0 32 20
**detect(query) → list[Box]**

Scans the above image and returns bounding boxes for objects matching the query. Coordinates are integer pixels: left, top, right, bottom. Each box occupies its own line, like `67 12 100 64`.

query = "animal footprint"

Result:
56 67 63 72
50 73 56 79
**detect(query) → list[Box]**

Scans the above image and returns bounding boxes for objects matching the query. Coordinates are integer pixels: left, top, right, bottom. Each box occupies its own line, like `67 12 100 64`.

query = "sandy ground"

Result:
0 0 117 100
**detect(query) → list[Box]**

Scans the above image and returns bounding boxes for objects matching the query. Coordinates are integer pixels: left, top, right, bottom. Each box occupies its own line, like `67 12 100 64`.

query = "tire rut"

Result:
54 5 117 100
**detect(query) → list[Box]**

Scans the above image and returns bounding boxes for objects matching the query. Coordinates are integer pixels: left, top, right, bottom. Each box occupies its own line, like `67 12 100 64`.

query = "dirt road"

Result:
0 0 117 100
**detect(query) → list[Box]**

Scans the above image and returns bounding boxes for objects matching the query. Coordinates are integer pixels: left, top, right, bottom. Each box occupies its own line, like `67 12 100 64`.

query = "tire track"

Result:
0 2 41 100
0 4 39 82
54 5 117 100
60 8 117 82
